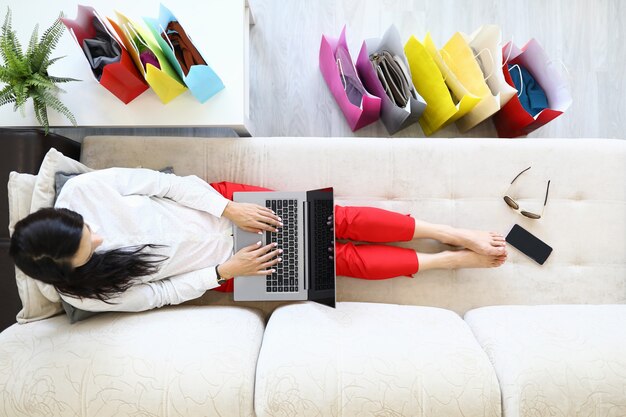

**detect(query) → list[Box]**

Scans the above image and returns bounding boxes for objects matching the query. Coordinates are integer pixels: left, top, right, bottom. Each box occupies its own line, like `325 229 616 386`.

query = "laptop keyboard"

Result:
314 199 335 291
266 199 298 293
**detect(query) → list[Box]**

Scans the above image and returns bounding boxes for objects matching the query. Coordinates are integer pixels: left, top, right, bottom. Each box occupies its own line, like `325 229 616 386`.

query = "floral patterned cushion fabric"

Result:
465 305 626 417
255 302 501 417
0 306 265 417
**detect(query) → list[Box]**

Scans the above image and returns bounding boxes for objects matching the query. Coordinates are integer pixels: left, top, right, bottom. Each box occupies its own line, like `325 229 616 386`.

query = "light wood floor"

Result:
54 0 625 140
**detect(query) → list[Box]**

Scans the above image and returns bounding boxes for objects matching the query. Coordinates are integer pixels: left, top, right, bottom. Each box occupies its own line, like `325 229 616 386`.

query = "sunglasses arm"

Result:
539 180 551 217
511 166 532 185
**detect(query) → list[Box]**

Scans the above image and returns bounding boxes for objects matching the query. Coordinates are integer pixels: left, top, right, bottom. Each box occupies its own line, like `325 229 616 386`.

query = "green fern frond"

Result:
1 9 23 77
1 29 23 70
10 54 29 77
0 9 13 62
30 14 64 72
0 84 15 106
48 75 80 84
26 23 38 57
0 94 15 106
29 72 56 89
40 89 76 126
13 81 27 108
1 8 12 36
33 98 49 134
0 64 8 82
45 55 66 68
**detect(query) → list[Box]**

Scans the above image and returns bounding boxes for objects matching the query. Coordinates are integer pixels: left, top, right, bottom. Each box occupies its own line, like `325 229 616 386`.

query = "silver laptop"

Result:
232 188 336 308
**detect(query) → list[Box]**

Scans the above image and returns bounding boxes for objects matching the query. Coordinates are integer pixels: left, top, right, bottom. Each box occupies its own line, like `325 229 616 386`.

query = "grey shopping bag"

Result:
356 25 426 134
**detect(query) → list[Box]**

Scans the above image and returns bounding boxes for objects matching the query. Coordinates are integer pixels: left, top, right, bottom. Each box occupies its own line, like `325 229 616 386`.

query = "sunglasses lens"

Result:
503 196 519 209
521 211 541 219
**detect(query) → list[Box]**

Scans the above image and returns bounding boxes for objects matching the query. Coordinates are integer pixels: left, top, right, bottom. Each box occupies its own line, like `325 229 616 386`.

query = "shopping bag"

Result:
423 33 481 131
493 39 572 138
355 25 426 135
61 5 148 104
144 4 224 103
468 25 517 107
319 26 381 131
438 32 500 132
109 11 187 104
404 35 479 135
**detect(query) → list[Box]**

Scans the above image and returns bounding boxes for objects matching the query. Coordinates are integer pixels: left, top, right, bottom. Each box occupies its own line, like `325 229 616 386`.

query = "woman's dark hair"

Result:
9 207 167 302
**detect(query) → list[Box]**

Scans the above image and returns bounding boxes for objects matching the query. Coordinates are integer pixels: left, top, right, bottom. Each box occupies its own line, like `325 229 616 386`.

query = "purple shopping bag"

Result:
319 26 381 131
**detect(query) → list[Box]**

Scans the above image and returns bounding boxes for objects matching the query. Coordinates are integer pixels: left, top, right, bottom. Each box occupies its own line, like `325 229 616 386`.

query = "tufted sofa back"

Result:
82 136 626 316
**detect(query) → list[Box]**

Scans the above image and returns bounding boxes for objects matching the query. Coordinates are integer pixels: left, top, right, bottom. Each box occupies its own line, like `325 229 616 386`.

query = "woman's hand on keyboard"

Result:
220 241 283 277
223 201 283 233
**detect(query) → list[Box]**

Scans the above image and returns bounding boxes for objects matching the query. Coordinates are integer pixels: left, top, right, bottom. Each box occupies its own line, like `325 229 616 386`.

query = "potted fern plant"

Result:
0 8 78 134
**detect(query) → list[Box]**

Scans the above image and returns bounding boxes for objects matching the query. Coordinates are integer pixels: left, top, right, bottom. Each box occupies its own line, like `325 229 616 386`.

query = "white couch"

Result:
1 136 625 417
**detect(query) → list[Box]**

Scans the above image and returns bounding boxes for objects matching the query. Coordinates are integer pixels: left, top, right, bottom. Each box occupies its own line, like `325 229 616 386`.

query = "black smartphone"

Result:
505 224 553 265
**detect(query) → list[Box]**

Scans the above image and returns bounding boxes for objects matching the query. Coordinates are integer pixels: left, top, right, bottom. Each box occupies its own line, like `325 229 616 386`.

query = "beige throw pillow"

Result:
8 148 93 324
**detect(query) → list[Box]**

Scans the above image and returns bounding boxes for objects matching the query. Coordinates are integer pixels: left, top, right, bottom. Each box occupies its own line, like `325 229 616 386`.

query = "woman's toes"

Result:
490 245 506 255
457 229 508 256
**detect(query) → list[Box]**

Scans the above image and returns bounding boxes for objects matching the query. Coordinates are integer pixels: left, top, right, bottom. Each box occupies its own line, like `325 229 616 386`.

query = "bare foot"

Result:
418 249 507 271
447 249 507 269
445 228 507 256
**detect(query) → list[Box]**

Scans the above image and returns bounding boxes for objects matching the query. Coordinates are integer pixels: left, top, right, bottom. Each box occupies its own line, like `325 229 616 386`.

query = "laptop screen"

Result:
306 188 336 308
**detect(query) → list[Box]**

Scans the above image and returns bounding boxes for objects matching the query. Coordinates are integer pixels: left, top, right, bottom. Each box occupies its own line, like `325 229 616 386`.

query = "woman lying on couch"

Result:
9 168 507 312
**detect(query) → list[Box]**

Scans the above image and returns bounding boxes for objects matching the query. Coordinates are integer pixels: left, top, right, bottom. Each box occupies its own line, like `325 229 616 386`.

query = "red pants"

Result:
210 182 419 292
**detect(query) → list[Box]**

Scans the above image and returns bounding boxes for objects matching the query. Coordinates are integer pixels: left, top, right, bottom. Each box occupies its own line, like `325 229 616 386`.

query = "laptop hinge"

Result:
302 200 308 291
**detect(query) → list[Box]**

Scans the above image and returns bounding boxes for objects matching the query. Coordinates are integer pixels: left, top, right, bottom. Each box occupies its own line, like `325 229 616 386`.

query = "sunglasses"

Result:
503 166 551 219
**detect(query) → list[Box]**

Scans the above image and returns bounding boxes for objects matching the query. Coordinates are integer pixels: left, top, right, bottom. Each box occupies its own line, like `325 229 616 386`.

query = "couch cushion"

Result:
0 306 265 417
255 302 501 417
464 305 626 417
7 171 66 324
30 148 93 213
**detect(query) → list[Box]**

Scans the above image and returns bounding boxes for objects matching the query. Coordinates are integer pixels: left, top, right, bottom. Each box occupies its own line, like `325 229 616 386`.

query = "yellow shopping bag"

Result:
404 35 479 135
437 32 500 132
422 33 481 133
110 11 187 104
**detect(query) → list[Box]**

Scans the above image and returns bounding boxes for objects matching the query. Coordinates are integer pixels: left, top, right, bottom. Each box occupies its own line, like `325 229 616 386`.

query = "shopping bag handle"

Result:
473 48 495 81
501 36 514 67
508 64 524 97
440 48 453 68
336 58 347 89
438 49 455 82
122 23 143 55
159 23 176 53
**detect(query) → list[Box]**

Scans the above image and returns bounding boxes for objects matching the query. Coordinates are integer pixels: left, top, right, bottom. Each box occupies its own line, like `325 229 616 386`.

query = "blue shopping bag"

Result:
144 4 224 103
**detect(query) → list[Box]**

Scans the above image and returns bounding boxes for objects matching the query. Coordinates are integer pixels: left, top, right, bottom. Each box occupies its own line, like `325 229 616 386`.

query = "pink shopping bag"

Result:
319 26 381 131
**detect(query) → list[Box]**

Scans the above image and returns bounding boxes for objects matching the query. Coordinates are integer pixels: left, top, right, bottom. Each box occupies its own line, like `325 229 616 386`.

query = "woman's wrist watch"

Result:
215 265 228 285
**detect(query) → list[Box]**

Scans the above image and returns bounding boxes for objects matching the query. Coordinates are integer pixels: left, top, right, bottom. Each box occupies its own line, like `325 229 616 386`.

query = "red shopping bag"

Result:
493 39 572 138
62 5 148 104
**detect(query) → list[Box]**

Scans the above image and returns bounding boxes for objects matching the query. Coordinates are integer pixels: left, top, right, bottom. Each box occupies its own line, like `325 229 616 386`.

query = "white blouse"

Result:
54 167 234 312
